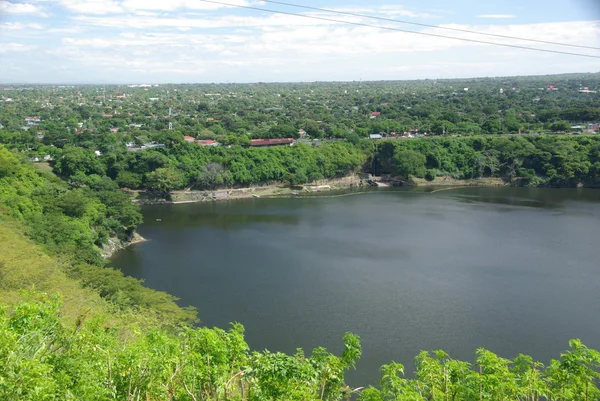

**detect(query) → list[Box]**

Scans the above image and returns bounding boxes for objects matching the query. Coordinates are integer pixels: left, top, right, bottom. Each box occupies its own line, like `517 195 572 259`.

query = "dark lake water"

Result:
111 187 600 387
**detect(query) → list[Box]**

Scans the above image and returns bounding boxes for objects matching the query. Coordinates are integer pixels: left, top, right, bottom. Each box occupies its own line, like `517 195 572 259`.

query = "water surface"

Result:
111 187 600 386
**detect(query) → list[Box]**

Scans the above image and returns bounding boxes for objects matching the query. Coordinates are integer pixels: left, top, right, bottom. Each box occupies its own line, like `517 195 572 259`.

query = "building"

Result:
183 136 196 143
586 123 600 130
25 116 41 125
571 125 584 133
197 140 220 147
369 134 383 140
578 87 597 93
371 112 381 118
250 138 295 147
127 142 166 152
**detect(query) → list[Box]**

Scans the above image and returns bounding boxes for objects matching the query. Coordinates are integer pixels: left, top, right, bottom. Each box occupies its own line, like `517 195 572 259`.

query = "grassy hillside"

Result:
0 145 196 324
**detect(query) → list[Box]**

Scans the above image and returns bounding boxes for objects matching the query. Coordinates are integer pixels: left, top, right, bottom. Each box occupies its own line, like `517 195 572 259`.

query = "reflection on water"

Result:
112 187 600 387
142 201 301 230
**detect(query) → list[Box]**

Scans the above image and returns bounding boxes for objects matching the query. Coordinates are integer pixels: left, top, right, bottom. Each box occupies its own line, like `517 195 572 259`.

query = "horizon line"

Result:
1 71 599 87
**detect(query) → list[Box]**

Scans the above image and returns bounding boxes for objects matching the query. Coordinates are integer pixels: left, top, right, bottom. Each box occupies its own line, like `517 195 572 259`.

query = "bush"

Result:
425 169 436 181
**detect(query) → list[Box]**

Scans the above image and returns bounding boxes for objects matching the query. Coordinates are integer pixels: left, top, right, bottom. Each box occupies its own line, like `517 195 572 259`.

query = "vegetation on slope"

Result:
0 145 195 323
1 297 599 400
377 135 600 187
54 139 371 194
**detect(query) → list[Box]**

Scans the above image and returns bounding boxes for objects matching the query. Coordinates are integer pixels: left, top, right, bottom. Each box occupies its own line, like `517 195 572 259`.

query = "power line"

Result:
196 0 600 59
260 0 600 51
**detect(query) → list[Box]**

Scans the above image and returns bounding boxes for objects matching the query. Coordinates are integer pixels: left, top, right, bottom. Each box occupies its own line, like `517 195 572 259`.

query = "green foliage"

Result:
376 135 600 186
359 342 600 401
115 170 143 189
53 146 106 177
392 149 427 178
145 167 186 194
550 121 572 132
0 146 141 262
194 162 230 190
0 299 367 401
0 146 191 324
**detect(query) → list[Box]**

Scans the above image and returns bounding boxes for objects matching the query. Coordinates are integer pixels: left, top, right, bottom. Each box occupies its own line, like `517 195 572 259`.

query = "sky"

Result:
0 0 599 83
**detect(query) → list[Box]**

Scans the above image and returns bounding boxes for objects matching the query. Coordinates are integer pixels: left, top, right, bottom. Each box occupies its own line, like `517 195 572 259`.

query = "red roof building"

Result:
183 136 196 142
250 138 295 147
371 112 381 117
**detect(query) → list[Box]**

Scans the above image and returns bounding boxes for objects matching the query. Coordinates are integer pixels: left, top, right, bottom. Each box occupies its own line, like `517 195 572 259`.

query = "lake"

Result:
111 187 600 386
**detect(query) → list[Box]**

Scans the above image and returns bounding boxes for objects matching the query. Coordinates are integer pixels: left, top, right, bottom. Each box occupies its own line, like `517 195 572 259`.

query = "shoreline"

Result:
132 175 365 205
132 176 509 205
129 175 598 206
101 231 148 259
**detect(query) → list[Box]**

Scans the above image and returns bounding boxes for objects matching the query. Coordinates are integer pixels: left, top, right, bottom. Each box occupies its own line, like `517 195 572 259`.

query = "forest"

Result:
0 145 195 323
1 74 600 399
375 135 600 187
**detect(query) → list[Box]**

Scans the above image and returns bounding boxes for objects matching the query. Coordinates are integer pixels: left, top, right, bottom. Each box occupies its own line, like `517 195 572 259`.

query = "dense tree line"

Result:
1 297 598 401
52 139 370 194
0 145 139 264
0 145 195 323
1 73 599 194
375 135 600 187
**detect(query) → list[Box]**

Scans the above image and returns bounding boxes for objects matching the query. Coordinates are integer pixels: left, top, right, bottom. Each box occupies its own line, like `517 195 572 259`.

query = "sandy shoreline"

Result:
131 176 509 206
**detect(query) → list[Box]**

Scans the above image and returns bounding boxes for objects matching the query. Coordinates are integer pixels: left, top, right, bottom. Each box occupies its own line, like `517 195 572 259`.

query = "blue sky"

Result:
0 0 599 83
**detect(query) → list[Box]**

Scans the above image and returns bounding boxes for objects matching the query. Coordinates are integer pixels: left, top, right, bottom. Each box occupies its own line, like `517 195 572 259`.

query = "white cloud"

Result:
73 12 358 29
54 0 250 14
55 0 123 15
478 14 518 19
329 5 434 19
47 26 86 34
121 0 250 12
0 43 37 53
56 19 600 59
1 22 45 31
0 2 48 16
3 1 599 83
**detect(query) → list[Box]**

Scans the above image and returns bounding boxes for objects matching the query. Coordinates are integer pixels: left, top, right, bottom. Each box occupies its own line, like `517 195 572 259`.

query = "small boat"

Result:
252 194 260 198
156 219 162 222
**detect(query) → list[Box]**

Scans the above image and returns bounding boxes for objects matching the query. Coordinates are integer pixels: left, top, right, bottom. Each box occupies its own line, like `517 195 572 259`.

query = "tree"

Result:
392 149 427 178
194 162 229 190
53 147 106 177
550 120 572 132
116 171 143 189
144 167 185 194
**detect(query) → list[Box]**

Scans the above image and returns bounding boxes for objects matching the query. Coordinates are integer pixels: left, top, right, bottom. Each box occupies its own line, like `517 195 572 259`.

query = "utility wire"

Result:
196 0 600 59
260 0 600 51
